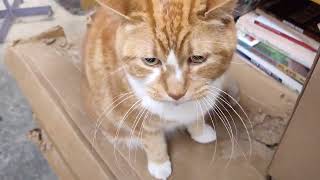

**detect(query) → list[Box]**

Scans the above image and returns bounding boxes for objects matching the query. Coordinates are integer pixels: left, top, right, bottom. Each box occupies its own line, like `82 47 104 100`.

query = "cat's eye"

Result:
189 55 207 65
142 57 161 66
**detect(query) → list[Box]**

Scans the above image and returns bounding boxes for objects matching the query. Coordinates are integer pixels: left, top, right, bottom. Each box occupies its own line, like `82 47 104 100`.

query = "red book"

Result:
254 20 318 52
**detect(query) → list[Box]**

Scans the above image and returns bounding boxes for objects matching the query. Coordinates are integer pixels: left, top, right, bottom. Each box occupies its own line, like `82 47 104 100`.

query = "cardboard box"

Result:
269 52 320 180
5 26 309 180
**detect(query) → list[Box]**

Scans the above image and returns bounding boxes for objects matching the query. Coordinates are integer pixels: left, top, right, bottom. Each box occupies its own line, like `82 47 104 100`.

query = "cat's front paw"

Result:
148 160 172 180
190 124 217 144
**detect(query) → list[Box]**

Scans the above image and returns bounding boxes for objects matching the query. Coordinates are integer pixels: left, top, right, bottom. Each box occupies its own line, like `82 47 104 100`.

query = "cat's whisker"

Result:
209 86 253 133
92 92 134 150
135 109 147 162
128 104 146 161
136 109 149 163
197 100 206 134
213 93 250 161
214 94 239 141
199 99 218 165
208 86 253 149
113 98 142 146
213 98 237 168
113 99 142 175
195 102 200 129
94 93 135 141
208 89 252 160
205 94 235 167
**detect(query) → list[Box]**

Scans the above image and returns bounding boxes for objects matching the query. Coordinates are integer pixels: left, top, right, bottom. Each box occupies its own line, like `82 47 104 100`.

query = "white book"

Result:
255 16 305 44
237 12 317 69
236 44 303 93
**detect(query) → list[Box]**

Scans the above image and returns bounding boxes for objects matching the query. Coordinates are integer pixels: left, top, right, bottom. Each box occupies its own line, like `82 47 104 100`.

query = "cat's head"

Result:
100 0 237 105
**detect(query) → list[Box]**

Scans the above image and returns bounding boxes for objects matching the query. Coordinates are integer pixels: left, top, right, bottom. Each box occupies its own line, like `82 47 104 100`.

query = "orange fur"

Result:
83 0 237 178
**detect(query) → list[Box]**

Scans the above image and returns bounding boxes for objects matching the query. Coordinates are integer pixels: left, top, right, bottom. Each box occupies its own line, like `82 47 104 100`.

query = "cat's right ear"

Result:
96 0 147 21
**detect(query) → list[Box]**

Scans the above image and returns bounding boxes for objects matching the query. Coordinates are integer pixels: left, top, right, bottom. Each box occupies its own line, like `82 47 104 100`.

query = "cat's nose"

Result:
168 92 186 101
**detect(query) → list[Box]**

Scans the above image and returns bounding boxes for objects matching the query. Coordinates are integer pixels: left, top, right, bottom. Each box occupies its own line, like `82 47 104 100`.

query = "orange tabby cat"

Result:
83 0 238 179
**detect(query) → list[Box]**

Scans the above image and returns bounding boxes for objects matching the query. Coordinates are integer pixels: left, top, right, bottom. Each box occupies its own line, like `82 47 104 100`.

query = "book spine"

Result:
282 20 320 43
236 44 303 92
254 42 288 65
254 20 317 52
252 42 308 84
253 42 310 75
250 44 306 84
255 8 320 42
240 27 313 68
236 49 283 83
255 49 306 84
277 64 306 84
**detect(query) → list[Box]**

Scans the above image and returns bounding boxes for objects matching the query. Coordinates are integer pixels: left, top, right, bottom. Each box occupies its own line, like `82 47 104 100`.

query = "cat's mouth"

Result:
154 97 195 106
147 91 209 106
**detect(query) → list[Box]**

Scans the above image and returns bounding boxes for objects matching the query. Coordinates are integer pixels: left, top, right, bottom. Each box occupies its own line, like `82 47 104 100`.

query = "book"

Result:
238 37 307 84
258 0 320 42
238 31 310 79
255 7 320 48
236 44 303 92
255 8 320 51
254 15 318 52
236 12 317 69
252 43 308 84
237 49 283 83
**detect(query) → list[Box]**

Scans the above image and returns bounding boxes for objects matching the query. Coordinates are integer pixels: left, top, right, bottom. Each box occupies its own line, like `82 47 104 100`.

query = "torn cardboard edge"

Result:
10 26 66 46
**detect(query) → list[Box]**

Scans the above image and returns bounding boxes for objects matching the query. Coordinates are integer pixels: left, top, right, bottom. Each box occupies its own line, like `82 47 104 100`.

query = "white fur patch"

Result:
146 68 161 84
167 50 183 81
190 124 217 144
148 160 172 180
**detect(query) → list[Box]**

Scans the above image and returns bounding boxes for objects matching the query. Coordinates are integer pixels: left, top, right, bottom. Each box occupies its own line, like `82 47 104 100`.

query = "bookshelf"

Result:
235 0 320 93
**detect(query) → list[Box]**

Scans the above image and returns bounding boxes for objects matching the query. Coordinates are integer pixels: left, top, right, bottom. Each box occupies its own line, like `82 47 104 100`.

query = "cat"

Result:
83 0 238 179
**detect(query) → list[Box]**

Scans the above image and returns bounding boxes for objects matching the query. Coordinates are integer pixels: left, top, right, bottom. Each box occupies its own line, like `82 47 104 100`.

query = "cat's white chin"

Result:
144 98 202 123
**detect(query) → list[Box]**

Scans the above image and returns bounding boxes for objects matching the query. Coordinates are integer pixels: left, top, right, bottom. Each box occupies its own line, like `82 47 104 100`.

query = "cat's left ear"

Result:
198 0 237 23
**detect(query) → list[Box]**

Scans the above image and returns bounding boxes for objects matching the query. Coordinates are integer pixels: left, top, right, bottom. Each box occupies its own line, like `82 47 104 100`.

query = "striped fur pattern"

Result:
83 0 237 179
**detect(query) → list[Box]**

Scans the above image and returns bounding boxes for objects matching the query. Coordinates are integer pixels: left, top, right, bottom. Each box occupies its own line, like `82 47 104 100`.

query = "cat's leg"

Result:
187 120 217 144
142 131 171 180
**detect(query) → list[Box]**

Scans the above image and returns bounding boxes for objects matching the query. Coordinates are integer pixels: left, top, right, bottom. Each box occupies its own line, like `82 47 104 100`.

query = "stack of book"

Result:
236 0 320 93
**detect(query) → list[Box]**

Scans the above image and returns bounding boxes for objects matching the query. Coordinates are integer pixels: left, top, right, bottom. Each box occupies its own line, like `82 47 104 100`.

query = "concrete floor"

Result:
0 48 57 180
0 0 84 179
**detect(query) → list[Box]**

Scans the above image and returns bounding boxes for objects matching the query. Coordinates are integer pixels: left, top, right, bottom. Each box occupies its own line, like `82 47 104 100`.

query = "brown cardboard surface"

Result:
269 55 320 180
5 39 115 180
28 128 77 180
4 27 298 180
